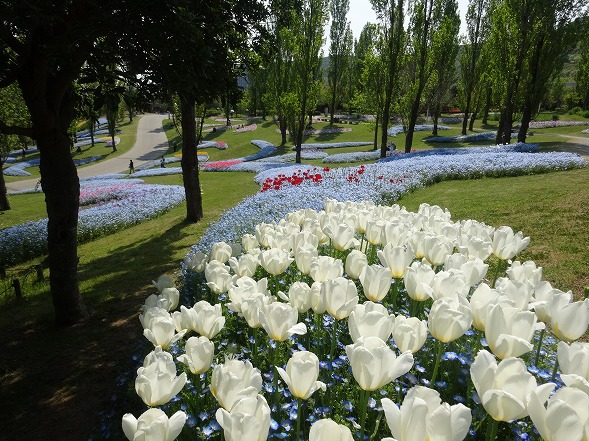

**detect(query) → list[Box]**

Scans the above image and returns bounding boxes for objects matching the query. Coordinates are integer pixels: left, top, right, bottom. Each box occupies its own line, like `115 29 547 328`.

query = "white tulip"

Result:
276 351 326 399
309 419 353 441
322 277 359 320
122 408 186 441
359 264 392 302
177 336 214 375
345 336 413 391
470 350 537 421
392 315 428 353
210 357 263 411
348 301 395 342
345 249 368 280
135 346 187 406
491 226 530 260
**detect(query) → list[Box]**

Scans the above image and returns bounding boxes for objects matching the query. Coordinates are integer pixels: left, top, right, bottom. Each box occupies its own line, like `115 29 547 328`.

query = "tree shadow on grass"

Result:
0 219 197 441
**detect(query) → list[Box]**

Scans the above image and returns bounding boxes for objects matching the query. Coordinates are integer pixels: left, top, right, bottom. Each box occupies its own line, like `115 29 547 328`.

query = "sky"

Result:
323 0 470 52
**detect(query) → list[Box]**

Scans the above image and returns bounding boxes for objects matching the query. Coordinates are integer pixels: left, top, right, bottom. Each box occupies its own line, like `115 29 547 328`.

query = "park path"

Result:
5 113 169 193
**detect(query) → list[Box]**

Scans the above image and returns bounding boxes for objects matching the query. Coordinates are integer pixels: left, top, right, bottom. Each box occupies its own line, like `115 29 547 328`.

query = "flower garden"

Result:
115 139 588 440
2 115 589 440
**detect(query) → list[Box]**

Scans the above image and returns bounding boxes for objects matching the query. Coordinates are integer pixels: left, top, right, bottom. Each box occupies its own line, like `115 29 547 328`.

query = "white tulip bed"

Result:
121 148 589 440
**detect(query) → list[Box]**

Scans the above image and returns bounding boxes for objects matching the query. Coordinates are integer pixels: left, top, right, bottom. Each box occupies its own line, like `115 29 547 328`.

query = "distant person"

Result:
173 141 177 152
129 160 134 174
160 156 165 168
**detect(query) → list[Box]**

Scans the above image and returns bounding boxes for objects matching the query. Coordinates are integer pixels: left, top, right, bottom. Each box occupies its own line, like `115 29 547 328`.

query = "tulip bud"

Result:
177 336 214 375
359 264 392 302
276 351 326 399
345 249 368 279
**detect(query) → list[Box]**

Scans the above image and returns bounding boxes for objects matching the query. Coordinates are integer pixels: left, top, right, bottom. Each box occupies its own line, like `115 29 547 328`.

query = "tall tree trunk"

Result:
468 111 477 131
482 86 492 125
279 118 287 146
179 94 203 222
461 94 472 135
373 114 380 150
37 120 88 325
432 113 439 136
518 104 532 143
380 96 392 158
0 170 10 211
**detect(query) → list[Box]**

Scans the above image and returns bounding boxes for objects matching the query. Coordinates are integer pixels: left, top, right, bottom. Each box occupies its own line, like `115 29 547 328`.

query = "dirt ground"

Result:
0 293 148 441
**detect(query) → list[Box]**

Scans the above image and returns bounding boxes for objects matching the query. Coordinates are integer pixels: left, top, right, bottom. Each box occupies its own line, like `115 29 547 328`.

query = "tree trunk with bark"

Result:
0 170 10 211
37 121 87 324
179 94 203 222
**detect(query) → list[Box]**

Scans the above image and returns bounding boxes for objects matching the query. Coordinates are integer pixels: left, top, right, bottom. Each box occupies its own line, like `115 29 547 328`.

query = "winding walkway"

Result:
5 113 169 193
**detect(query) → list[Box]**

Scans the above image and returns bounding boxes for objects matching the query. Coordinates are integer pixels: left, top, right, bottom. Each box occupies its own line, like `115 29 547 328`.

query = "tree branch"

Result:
0 120 34 138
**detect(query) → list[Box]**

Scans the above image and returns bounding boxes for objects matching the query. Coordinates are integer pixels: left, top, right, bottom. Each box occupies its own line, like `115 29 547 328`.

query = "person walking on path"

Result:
129 160 134 174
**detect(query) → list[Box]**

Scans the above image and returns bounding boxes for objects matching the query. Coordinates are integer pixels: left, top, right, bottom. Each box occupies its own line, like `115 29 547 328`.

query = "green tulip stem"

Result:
551 359 559 382
359 388 370 441
329 318 338 371
272 342 280 406
252 327 259 368
534 327 545 367
430 338 444 385
296 397 303 441
369 413 383 441
410 298 418 318
486 417 499 441
314 313 324 361
194 372 201 398
391 278 399 311
491 259 505 288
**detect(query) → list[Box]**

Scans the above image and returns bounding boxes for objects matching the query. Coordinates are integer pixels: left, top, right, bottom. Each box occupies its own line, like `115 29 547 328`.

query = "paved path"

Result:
5 113 169 193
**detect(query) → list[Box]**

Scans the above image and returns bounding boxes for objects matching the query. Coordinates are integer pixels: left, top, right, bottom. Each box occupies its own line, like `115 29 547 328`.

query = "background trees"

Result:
0 0 265 324
327 0 353 125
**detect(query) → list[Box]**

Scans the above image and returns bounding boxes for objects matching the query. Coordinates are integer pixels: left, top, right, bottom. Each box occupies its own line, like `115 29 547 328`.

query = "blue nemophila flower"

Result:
186 415 197 428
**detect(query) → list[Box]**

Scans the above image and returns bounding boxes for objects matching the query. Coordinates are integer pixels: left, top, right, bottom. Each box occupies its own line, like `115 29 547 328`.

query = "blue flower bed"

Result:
424 132 497 143
0 182 185 267
388 124 451 137
191 148 585 253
